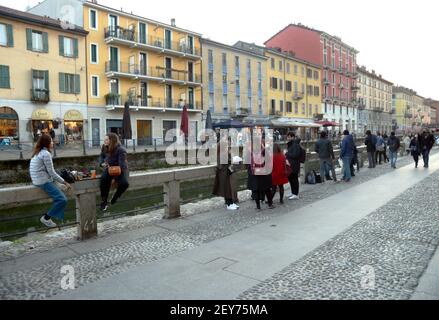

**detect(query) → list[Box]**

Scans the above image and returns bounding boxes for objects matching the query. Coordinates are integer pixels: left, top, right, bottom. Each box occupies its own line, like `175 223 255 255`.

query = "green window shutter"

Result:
74 74 80 94
73 38 78 58
44 71 49 90
6 24 13 47
59 73 65 93
0 66 10 89
26 28 32 51
42 32 48 53
31 69 37 89
59 36 64 56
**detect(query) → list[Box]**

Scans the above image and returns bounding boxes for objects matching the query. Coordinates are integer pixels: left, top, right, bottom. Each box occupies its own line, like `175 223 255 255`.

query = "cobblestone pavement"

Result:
0 150 437 299
238 171 439 300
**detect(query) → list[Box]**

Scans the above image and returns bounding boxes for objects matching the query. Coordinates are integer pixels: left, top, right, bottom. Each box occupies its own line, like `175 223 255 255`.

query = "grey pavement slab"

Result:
48 154 439 300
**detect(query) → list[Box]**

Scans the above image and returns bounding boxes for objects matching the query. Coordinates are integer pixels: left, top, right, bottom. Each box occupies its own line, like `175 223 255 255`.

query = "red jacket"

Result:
272 153 288 186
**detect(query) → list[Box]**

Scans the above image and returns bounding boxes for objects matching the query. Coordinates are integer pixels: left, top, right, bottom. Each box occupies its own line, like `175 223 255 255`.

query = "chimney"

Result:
90 0 98 4
171 18 176 27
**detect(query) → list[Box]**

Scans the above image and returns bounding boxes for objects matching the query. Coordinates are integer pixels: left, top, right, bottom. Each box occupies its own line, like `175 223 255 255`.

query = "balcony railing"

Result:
30 89 50 103
105 61 201 84
104 27 201 57
108 94 200 110
292 92 304 100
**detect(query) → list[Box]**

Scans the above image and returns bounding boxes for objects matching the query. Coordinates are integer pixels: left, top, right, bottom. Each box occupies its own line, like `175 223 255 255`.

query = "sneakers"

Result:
110 195 119 205
288 195 299 200
100 201 109 212
227 204 239 211
40 216 57 228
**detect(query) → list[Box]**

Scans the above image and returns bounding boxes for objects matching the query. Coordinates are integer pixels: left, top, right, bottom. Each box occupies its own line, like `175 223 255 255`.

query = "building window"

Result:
223 94 228 113
0 65 10 89
27 29 48 52
294 64 298 74
208 93 214 111
91 76 99 97
271 99 276 113
301 84 305 94
90 9 97 30
307 68 313 78
59 73 80 94
286 63 290 74
301 66 305 77
222 53 227 74
307 85 313 96
270 77 278 90
280 79 283 91
235 56 240 76
271 58 275 69
314 86 320 96
90 44 98 63
279 60 283 71
59 36 78 58
315 105 319 115
314 71 319 80
286 81 292 92
294 102 298 114
302 103 305 114
0 23 13 47
286 102 292 113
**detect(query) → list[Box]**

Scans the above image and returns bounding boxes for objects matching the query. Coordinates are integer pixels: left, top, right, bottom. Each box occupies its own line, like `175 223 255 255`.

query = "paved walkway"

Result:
1 152 439 300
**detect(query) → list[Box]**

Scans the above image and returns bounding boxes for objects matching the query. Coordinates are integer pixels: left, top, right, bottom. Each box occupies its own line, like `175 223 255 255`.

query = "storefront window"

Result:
0 107 19 141
64 121 83 143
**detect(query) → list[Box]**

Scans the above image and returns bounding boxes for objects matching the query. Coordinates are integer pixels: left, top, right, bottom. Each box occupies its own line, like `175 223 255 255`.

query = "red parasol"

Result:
180 105 189 140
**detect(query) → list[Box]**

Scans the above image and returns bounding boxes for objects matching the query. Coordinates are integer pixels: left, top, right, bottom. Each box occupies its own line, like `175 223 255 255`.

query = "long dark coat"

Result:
212 164 238 203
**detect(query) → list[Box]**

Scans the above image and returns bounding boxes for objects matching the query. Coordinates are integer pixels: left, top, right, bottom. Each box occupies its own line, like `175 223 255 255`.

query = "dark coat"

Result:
315 138 334 159
365 134 376 153
410 138 421 156
286 140 301 175
212 164 238 202
247 149 273 192
388 136 401 153
419 133 435 152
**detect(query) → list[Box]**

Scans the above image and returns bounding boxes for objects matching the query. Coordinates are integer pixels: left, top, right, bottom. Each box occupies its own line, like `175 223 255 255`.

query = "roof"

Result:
85 1 202 37
393 86 417 96
356 65 393 85
235 40 321 69
201 38 268 60
265 23 359 54
0 5 88 35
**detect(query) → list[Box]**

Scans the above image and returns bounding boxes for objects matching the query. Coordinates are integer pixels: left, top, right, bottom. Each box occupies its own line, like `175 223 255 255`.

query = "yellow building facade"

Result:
392 86 418 132
30 0 203 146
0 5 88 143
202 39 268 124
265 49 322 121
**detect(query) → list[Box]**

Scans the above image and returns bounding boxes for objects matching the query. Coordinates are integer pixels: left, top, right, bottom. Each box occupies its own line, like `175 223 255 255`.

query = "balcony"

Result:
107 94 201 110
352 72 359 79
351 86 360 91
105 61 202 86
292 92 304 100
270 110 283 117
104 27 201 59
338 67 345 74
30 89 50 103
323 78 330 86
231 107 249 118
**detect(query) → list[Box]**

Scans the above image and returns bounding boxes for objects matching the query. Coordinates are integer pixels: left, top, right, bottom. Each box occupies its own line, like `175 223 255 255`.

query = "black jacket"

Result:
419 133 435 151
365 135 376 153
410 138 421 156
286 140 301 175
388 136 401 153
315 138 334 159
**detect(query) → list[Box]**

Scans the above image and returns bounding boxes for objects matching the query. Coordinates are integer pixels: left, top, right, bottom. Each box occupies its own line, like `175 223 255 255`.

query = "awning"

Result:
315 121 339 127
32 109 53 120
64 110 84 121
271 118 322 128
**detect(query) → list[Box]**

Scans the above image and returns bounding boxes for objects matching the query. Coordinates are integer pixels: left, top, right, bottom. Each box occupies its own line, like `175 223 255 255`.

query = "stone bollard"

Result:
163 180 181 219
75 192 98 240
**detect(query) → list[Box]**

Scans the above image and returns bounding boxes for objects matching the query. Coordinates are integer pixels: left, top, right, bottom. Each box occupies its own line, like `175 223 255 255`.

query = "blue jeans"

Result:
342 156 352 181
37 182 67 220
389 151 398 167
422 149 430 167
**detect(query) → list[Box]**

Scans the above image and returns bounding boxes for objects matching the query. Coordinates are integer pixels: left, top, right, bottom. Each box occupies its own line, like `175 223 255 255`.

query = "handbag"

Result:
285 164 293 176
108 166 122 177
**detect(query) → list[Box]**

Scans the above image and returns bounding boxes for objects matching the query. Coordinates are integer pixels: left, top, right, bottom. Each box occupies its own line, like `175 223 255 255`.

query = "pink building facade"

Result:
265 24 360 132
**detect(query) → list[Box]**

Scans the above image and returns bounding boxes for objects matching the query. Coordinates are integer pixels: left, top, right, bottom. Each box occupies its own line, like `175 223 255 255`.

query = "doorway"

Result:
137 120 152 146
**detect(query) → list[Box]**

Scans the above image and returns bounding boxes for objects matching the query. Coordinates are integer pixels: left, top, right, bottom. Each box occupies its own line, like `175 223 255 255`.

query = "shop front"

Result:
64 110 84 144
0 107 19 144
31 109 54 142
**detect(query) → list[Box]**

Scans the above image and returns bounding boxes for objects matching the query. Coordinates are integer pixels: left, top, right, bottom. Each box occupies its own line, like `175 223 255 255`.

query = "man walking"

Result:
388 132 401 169
340 130 355 182
315 131 338 183
418 129 435 168
365 130 376 168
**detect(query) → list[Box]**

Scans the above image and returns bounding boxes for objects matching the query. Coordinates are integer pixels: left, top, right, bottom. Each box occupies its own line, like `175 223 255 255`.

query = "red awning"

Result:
315 121 339 127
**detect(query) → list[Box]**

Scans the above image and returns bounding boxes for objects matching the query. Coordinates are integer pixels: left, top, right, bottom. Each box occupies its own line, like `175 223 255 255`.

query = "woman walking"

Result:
30 134 71 228
271 144 289 204
410 134 421 168
99 133 130 211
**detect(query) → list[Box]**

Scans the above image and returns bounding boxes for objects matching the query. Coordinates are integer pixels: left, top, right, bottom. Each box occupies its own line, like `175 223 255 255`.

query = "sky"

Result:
2 0 438 99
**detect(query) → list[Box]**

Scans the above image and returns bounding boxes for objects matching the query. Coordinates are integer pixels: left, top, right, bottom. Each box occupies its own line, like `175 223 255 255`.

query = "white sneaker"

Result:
40 216 57 228
227 204 239 211
288 195 299 200
233 203 240 208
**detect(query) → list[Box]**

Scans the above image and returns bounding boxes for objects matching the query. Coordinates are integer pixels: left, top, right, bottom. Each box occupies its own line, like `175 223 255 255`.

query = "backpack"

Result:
314 170 322 184
306 171 316 184
59 169 76 184
299 147 306 164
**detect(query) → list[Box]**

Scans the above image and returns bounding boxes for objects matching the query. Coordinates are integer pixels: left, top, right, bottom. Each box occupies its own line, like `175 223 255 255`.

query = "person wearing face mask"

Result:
418 129 435 168
409 134 421 168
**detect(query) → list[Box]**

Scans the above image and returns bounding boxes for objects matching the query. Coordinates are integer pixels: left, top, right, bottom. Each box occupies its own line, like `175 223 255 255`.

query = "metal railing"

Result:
30 89 50 103
104 27 201 57
105 61 201 84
